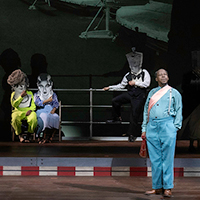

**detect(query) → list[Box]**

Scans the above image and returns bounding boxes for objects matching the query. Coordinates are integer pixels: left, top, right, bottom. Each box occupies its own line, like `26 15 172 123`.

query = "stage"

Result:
0 140 200 177
1 176 200 200
0 140 199 158
0 140 200 199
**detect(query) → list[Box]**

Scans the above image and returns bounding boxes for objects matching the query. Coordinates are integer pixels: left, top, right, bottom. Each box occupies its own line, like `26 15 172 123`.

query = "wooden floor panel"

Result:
0 176 199 199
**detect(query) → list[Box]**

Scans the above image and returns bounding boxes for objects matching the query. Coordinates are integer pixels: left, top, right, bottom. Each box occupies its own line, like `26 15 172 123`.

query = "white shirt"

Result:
108 69 151 91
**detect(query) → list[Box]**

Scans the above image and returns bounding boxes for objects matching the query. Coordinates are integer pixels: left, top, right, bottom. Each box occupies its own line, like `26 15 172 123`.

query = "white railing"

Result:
56 88 130 141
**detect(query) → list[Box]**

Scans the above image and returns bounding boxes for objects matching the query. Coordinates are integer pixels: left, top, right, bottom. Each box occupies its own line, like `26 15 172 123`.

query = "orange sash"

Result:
148 85 172 120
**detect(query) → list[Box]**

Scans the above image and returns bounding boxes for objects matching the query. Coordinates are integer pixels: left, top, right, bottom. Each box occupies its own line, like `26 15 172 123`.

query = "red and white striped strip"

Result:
0 166 199 177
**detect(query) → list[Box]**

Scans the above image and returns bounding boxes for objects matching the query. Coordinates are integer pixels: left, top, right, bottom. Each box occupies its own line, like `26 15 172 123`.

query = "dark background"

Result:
0 0 199 140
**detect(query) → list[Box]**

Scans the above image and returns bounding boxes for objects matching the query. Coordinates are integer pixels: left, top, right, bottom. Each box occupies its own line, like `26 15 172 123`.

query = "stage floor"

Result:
1 176 200 200
0 140 199 158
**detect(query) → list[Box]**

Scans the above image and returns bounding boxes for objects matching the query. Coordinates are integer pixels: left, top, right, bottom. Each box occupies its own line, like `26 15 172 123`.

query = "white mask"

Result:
38 80 53 101
126 51 143 74
13 82 32 108
13 82 27 97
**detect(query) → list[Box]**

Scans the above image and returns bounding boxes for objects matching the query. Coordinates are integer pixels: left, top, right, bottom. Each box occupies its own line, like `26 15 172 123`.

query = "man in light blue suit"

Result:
141 69 182 198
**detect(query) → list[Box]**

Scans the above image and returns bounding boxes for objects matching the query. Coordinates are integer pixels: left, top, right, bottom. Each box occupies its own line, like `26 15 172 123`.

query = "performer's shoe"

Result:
106 117 122 124
163 189 172 198
145 189 163 195
19 135 30 143
128 135 136 142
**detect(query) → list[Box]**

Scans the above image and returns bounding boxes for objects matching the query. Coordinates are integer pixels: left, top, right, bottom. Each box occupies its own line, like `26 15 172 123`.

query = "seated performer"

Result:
34 73 59 144
103 48 151 141
7 69 37 143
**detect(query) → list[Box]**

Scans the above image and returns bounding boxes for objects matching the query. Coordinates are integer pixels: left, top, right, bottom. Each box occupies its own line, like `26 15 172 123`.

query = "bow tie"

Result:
131 72 143 80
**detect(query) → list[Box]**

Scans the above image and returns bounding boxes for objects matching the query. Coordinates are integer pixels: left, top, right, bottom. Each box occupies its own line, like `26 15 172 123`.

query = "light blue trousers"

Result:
146 117 177 190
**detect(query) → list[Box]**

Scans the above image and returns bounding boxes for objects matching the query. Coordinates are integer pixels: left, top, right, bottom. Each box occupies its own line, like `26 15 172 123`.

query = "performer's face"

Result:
13 82 26 93
156 69 169 87
38 80 53 99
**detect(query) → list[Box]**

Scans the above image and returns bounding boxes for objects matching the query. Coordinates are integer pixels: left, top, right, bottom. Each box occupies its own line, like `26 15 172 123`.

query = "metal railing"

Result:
57 88 129 141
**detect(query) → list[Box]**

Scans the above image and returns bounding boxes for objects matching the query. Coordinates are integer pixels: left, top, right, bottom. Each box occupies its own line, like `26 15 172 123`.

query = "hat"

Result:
7 69 27 86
